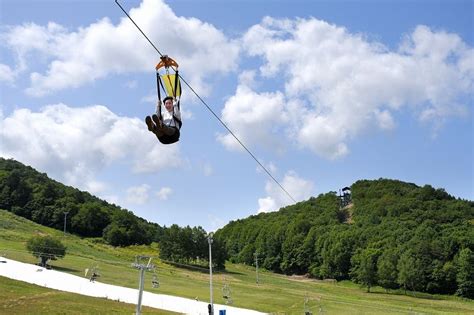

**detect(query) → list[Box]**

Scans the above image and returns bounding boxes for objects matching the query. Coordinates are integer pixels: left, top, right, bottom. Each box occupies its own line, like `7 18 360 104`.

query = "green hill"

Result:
1 209 473 314
215 179 474 297
0 157 161 246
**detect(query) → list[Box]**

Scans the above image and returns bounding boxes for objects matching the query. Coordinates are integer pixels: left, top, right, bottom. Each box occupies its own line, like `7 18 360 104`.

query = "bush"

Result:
26 235 66 267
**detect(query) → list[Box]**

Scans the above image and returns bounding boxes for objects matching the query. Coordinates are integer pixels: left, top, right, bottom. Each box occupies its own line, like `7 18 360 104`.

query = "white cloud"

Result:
257 196 277 214
256 161 277 175
217 74 288 153
0 104 183 193
126 184 151 205
2 0 239 96
257 171 314 213
156 187 173 200
0 63 16 83
237 17 474 159
374 109 396 130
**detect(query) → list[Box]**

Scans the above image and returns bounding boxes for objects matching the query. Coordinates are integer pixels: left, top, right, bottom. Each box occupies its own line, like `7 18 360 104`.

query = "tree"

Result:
103 211 154 246
377 248 399 291
456 248 474 298
0 169 32 210
397 251 422 293
71 203 110 237
350 248 380 292
26 235 66 267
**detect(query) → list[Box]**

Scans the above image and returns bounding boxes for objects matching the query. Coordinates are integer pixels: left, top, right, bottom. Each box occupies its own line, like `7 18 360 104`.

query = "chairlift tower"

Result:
208 232 214 315
132 256 155 315
63 211 69 235
254 252 259 285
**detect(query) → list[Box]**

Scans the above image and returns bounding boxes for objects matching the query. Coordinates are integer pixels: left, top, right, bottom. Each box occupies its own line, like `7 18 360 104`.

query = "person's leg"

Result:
152 114 162 128
145 116 156 132
154 128 165 137
152 114 176 136
161 126 176 136
146 115 166 137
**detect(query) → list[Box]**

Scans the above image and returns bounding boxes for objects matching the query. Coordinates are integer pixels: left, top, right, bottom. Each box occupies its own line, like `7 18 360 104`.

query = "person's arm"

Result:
173 102 181 120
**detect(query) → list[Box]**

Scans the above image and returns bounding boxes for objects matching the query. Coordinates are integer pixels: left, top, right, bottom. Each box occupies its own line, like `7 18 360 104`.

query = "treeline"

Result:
215 179 474 298
0 158 224 267
159 224 226 270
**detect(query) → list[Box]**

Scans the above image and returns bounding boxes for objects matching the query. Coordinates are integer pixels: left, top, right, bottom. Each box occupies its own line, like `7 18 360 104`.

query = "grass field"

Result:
0 276 178 314
1 210 473 314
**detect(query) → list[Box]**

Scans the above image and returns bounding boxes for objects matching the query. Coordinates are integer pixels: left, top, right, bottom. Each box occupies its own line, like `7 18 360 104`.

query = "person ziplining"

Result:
145 55 182 144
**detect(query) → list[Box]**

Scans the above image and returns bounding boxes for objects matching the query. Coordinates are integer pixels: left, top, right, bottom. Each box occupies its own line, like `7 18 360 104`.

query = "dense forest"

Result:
0 158 224 268
215 179 474 298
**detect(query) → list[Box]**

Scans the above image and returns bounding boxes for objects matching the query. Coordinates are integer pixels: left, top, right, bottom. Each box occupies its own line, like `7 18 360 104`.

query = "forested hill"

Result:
2 157 473 297
215 179 474 297
0 157 161 246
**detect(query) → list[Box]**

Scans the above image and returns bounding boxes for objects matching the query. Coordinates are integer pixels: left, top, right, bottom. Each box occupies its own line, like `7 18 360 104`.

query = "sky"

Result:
0 0 473 232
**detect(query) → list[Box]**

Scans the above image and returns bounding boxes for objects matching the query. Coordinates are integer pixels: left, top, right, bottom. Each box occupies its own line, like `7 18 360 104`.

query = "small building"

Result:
339 187 352 208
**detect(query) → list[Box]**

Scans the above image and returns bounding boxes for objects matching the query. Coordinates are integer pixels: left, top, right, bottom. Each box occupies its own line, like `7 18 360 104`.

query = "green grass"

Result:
0 276 177 314
1 209 473 314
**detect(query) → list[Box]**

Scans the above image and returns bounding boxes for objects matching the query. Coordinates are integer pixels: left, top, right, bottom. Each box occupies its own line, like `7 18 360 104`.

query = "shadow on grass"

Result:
166 261 244 276
367 288 444 300
49 265 80 273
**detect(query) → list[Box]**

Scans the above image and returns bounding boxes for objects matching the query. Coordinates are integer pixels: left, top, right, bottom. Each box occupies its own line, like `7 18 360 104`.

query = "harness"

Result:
155 55 182 144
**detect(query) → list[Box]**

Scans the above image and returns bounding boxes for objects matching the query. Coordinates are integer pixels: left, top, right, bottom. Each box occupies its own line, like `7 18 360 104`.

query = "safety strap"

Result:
156 72 162 119
156 72 167 120
156 71 182 129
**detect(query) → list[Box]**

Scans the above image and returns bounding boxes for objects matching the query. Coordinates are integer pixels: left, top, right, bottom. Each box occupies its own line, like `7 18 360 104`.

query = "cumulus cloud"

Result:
0 63 17 83
0 104 183 192
257 171 314 213
256 160 277 175
156 187 173 200
227 17 474 159
126 184 151 205
1 0 239 96
218 71 288 153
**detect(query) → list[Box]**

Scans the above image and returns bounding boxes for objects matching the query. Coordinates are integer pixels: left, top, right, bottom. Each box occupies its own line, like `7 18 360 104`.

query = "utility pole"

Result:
132 256 154 315
63 211 69 235
255 252 259 285
208 232 214 315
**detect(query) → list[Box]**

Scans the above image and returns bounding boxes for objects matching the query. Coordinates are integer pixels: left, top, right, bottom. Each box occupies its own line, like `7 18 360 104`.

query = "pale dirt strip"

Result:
0 257 267 315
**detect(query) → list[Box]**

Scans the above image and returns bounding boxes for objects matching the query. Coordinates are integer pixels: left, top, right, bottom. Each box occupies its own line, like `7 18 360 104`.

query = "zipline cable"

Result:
115 0 164 58
114 0 296 203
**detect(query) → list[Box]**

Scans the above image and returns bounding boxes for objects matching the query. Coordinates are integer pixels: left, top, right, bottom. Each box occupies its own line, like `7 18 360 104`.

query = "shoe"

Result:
152 114 162 128
145 116 155 132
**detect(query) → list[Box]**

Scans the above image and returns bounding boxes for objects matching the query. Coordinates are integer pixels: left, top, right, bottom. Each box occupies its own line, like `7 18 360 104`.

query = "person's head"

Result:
163 96 174 111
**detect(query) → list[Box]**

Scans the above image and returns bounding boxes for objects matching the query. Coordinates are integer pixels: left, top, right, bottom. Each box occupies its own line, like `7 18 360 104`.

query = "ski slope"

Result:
0 257 266 315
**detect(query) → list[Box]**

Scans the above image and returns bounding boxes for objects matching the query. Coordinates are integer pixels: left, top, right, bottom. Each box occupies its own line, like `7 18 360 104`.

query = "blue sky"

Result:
1 0 473 232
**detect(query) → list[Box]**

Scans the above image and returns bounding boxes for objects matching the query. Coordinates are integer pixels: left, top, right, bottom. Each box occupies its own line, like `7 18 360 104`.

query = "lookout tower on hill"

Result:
339 187 352 208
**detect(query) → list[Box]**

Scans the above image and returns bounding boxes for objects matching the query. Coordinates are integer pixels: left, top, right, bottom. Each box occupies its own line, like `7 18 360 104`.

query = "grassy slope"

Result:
1 210 473 314
0 276 177 315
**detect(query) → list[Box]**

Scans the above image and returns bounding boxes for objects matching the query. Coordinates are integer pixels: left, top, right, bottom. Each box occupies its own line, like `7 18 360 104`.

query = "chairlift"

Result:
151 273 160 288
222 283 233 305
